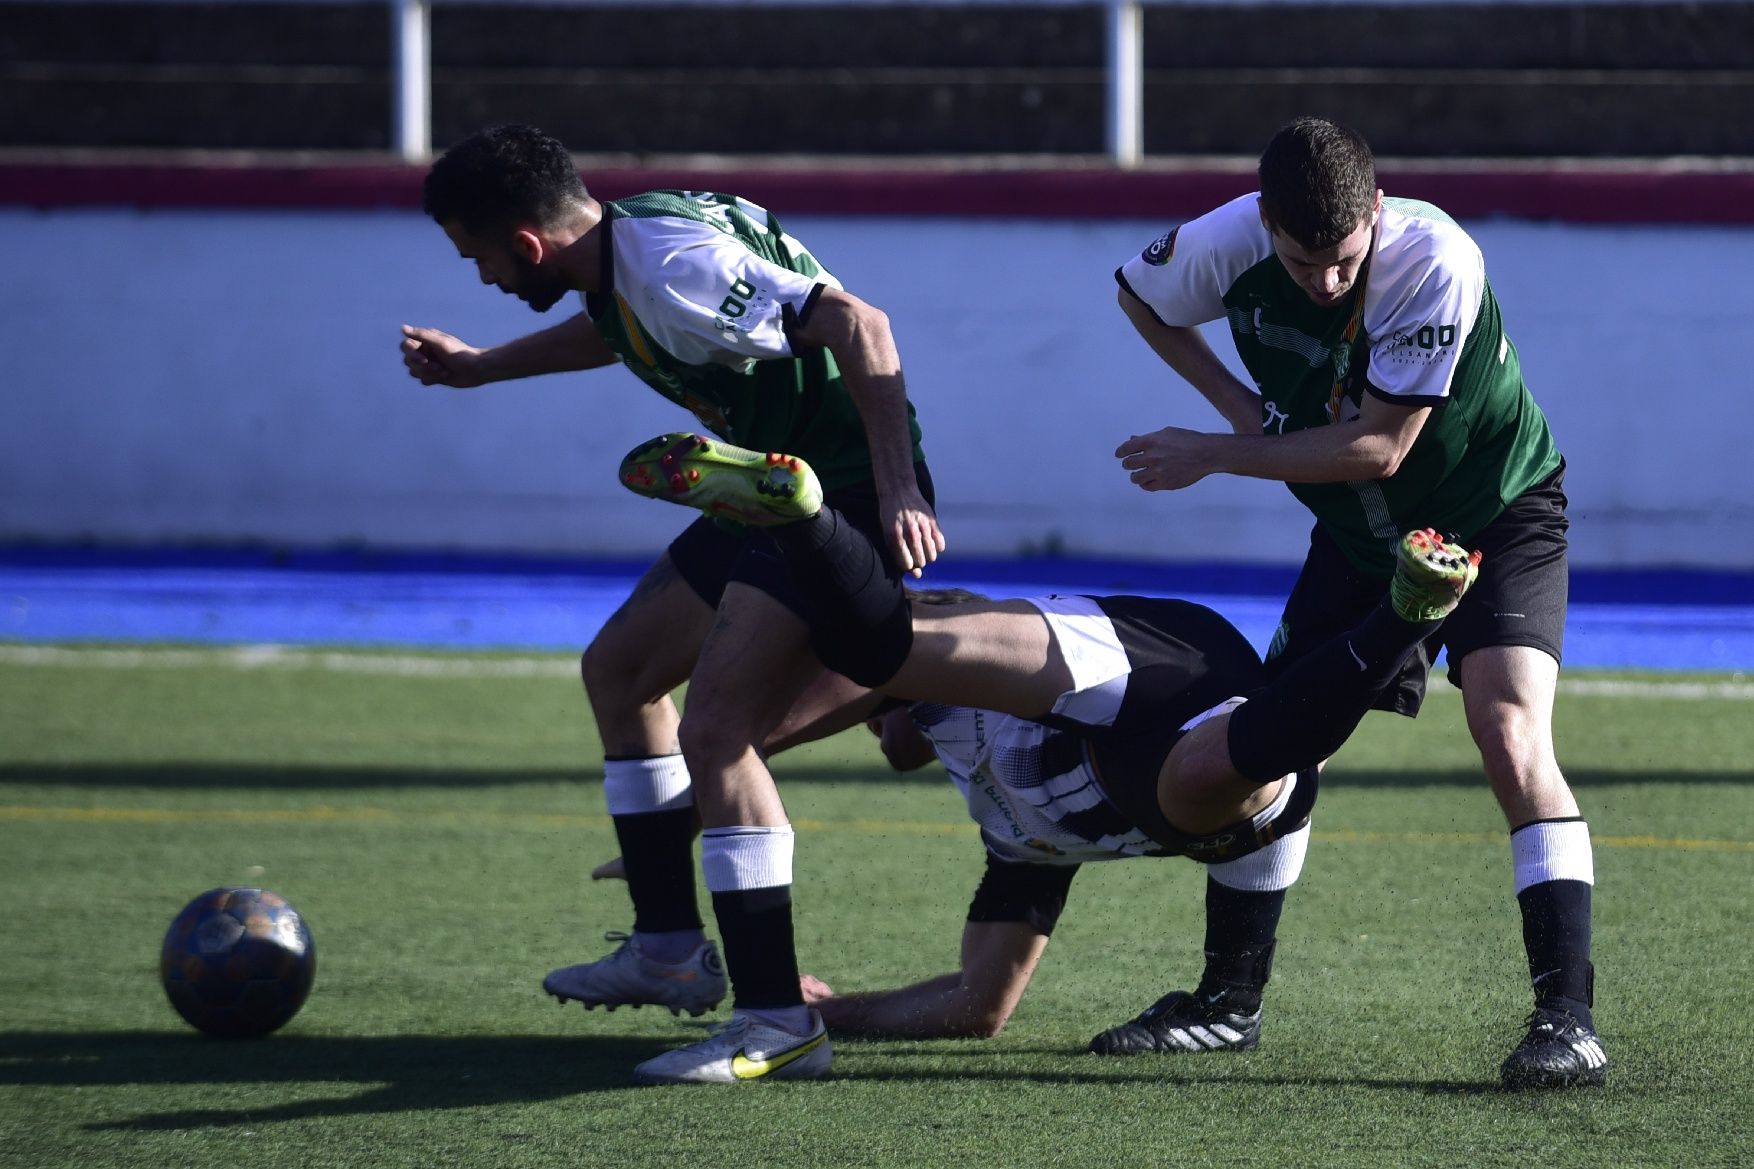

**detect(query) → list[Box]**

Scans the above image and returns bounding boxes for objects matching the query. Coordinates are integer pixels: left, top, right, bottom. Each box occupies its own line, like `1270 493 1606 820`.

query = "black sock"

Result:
1229 598 1437 783
1518 879 1595 1026
1195 878 1285 1012
611 808 701 933
711 885 804 1010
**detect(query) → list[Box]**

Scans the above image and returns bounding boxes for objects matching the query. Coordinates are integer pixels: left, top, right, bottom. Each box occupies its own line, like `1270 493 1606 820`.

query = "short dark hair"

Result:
422 123 588 237
1257 117 1377 251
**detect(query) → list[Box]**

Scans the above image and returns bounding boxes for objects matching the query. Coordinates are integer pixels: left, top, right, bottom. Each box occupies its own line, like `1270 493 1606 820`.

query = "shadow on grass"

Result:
0 1030 1505 1132
0 761 1727 793
0 761 919 791
0 1030 670 1129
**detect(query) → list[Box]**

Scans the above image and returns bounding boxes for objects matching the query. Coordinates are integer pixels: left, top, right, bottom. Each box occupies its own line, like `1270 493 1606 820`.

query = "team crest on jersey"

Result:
1142 227 1178 266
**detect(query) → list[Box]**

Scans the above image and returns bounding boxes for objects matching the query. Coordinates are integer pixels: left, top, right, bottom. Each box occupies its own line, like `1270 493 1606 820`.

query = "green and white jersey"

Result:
583 189 924 492
1118 194 1561 577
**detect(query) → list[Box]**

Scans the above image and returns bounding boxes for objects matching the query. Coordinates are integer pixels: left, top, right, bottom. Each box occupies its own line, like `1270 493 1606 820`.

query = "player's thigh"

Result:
1457 644 1562 764
892 601 1071 715
584 546 717 700
1439 470 1570 687
682 581 818 739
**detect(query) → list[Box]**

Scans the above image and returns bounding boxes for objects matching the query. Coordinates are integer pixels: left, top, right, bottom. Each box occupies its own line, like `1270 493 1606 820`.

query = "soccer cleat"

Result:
542 931 727 1018
632 1010 832 1085
1500 1006 1609 1090
1389 527 1482 623
1087 989 1262 1055
619 433 822 527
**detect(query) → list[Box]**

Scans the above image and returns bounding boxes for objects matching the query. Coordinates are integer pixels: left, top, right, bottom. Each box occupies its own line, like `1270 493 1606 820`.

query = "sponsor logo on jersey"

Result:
1142 227 1178 266
1384 323 1458 365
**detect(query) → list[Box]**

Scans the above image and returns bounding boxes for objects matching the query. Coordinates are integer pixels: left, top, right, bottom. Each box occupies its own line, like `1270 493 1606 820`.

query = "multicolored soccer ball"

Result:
160 886 316 1038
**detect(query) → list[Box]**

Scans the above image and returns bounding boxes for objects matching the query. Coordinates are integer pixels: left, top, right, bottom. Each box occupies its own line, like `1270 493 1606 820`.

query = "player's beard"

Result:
508 254 570 313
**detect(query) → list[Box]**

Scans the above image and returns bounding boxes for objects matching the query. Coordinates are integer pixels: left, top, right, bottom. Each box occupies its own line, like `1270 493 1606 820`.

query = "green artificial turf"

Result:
0 647 1748 1168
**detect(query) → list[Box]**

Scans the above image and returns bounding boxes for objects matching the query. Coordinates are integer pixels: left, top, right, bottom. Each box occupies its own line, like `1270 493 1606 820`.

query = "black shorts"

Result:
667 461 936 618
1263 461 1570 716
1039 596 1302 864
966 852 1078 935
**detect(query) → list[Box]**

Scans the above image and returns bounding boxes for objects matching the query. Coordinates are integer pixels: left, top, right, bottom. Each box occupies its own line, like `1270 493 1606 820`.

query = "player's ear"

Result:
511 228 544 264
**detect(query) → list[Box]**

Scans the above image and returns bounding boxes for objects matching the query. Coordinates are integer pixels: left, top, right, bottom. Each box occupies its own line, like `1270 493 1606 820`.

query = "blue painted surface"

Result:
3 549 1751 671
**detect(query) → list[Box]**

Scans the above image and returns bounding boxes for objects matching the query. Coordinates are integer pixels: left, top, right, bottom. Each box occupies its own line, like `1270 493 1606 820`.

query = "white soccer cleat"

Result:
542 931 727 1018
632 1010 832 1084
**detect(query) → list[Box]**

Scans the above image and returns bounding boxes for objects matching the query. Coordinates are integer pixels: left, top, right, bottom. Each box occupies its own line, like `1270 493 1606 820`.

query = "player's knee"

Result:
1471 708 1553 784
676 703 756 770
581 625 671 709
580 631 628 701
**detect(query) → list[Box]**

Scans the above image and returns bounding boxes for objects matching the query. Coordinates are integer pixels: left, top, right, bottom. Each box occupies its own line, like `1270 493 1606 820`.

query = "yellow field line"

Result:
0 805 1746 852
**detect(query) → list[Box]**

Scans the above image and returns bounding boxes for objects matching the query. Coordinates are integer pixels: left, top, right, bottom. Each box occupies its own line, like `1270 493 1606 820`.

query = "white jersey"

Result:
581 201 841 374
1122 193 1487 406
904 596 1174 866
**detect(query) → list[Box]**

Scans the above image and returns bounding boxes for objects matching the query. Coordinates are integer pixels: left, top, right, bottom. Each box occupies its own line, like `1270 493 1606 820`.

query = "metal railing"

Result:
382 0 1148 165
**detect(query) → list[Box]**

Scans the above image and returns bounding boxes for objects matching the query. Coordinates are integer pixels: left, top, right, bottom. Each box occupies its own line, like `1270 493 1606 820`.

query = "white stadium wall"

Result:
0 205 1749 570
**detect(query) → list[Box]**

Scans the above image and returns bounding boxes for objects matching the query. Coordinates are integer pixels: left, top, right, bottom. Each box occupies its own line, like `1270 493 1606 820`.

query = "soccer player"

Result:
402 124 945 1084
611 432 1480 1079
1112 116 1603 1090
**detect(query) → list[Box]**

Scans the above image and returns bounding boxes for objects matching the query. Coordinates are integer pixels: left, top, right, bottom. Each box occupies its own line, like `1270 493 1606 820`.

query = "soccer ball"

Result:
160 886 316 1038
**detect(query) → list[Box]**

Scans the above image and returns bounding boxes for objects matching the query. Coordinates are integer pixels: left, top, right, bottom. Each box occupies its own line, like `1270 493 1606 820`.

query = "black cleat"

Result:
1500 1006 1608 1090
1089 990 1261 1055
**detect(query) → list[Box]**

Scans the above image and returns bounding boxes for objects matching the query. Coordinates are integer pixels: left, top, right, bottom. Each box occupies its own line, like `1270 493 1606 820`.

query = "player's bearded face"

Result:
501 249 569 313
443 220 569 313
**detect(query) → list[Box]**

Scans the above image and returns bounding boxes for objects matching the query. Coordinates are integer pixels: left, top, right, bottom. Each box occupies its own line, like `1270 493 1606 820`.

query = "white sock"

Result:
602 755 692 816
1208 823 1311 892
700 825 795 892
1510 819 1594 893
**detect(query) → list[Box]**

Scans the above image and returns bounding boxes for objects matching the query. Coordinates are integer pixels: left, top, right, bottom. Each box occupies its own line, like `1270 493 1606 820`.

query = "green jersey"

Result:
583 190 923 492
1118 194 1561 577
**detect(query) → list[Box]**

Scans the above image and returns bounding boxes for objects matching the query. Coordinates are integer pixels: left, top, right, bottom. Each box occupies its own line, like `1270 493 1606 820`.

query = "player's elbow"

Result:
844 300 893 351
1359 434 1412 479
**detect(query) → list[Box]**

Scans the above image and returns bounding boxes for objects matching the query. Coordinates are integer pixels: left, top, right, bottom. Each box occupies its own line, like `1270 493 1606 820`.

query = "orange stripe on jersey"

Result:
614 293 657 367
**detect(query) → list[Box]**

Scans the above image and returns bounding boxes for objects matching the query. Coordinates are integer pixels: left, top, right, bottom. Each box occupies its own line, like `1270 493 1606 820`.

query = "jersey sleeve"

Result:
615 216 825 365
1115 194 1269 328
1362 219 1486 405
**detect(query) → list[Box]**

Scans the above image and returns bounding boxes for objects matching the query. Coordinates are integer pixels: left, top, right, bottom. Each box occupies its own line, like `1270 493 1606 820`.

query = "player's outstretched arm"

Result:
791 287 945 578
399 313 618 388
1116 389 1430 492
804 920 1049 1039
761 669 889 759
1117 287 1260 436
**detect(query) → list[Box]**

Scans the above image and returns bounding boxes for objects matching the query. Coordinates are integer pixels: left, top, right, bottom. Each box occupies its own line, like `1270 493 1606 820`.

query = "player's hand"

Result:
589 856 626 881
1115 426 1215 492
400 324 491 388
884 488 946 579
799 973 835 1003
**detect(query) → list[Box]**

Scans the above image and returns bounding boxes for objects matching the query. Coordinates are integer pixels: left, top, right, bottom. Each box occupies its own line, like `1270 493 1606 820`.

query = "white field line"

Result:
1 644 1750 699
0 643 576 678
